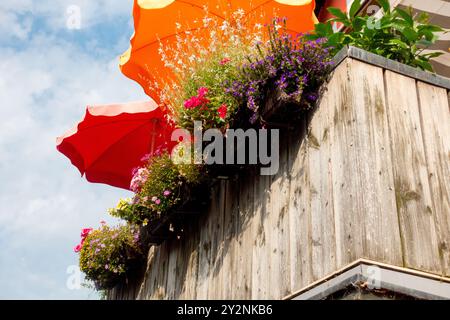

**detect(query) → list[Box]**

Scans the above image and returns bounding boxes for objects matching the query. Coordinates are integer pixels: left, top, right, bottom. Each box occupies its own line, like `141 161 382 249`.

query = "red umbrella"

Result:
57 101 177 190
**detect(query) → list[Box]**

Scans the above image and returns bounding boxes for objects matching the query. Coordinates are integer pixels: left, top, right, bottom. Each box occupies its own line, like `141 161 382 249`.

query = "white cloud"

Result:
0 0 147 299
0 0 134 31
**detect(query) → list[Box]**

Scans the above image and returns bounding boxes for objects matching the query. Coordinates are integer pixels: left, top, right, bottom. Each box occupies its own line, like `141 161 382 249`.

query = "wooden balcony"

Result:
108 46 450 300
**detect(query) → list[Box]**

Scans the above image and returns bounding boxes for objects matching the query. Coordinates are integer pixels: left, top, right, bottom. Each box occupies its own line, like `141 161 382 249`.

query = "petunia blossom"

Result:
218 104 228 119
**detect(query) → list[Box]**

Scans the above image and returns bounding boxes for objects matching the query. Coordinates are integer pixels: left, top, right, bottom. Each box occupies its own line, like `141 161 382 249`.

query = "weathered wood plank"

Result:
165 240 178 299
384 71 441 273
251 173 271 299
267 131 291 298
417 82 450 276
235 173 254 299
207 181 226 299
307 80 337 280
222 179 238 299
351 60 402 264
196 184 219 299
331 59 402 266
288 117 313 292
180 221 200 299
329 59 365 266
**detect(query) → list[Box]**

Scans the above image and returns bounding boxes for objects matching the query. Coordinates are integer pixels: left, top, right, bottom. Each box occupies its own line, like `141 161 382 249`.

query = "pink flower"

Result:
155 199 161 205
163 190 171 197
183 87 210 110
197 87 208 97
151 196 158 202
220 58 231 65
81 228 93 239
74 244 82 253
184 96 201 109
218 104 228 119
130 167 149 192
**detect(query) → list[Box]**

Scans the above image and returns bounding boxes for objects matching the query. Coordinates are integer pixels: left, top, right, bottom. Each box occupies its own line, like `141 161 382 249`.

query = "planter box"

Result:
139 184 210 246
109 46 450 300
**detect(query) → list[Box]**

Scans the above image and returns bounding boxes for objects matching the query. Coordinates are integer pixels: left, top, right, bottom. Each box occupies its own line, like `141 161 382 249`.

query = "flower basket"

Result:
139 183 210 246
93 253 145 291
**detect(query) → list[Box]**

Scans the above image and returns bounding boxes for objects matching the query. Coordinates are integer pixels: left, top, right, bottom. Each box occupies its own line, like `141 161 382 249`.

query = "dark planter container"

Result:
139 183 210 246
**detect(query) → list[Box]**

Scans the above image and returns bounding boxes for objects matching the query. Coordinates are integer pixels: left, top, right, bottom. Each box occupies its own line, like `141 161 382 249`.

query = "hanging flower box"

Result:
138 183 211 246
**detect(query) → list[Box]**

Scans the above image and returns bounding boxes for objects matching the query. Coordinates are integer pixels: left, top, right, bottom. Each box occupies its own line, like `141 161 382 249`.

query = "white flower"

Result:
203 17 212 27
234 8 245 18
220 21 230 31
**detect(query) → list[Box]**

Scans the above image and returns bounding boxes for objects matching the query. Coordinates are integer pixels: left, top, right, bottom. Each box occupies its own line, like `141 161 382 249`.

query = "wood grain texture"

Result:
288 118 313 292
385 71 441 274
417 82 450 276
348 60 401 265
109 58 450 300
307 76 337 280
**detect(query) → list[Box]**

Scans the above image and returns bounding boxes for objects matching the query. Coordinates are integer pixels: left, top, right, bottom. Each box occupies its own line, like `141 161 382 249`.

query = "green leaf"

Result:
401 27 418 42
377 0 391 13
417 12 430 24
353 16 368 32
395 8 414 27
414 59 434 72
422 51 444 59
315 22 333 37
327 32 345 49
418 24 444 33
349 0 362 19
328 7 348 20
389 39 408 49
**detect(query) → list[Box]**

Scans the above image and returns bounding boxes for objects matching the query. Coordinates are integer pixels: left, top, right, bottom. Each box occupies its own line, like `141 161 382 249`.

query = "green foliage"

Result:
307 0 445 71
110 152 203 226
176 52 244 131
79 224 142 290
227 19 334 124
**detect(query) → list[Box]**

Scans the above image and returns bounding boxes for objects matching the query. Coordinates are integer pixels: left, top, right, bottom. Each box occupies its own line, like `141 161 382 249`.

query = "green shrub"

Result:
78 224 142 290
307 0 445 71
109 152 203 226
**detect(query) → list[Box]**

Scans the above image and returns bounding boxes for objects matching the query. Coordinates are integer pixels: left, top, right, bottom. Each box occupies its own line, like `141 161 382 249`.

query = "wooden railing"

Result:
109 47 450 300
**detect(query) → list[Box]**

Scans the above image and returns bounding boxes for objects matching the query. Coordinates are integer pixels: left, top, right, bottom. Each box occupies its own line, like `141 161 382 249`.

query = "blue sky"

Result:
0 0 147 299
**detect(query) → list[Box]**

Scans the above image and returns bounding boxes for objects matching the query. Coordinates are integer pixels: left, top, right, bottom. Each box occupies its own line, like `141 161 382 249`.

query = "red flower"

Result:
184 87 210 109
220 58 231 65
218 104 228 119
197 87 208 97
74 244 82 253
81 228 93 239
184 96 201 109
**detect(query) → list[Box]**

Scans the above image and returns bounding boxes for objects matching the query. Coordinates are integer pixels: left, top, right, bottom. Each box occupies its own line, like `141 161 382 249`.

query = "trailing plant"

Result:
155 9 265 131
77 223 142 290
227 18 334 125
307 0 445 71
109 151 204 226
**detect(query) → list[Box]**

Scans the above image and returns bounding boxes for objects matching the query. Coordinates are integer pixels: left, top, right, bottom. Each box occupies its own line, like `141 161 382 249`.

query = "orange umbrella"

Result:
56 101 177 190
120 0 318 100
